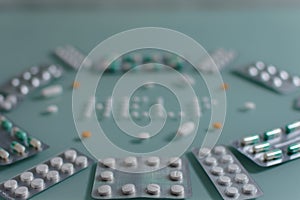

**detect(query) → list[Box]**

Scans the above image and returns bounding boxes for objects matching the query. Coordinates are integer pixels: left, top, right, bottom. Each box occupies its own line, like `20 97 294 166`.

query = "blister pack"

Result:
0 115 49 166
91 156 192 199
234 61 300 94
0 65 63 112
192 146 263 200
53 45 93 70
232 120 300 167
197 48 236 73
0 148 94 200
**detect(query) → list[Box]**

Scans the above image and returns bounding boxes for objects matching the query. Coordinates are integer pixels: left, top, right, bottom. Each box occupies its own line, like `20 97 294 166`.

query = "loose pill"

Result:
41 85 63 98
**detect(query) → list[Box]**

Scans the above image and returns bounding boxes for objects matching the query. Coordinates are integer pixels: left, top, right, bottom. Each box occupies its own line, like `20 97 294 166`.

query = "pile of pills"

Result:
192 146 263 200
232 120 300 167
0 149 94 200
235 61 300 94
91 156 191 199
0 65 63 112
0 115 49 165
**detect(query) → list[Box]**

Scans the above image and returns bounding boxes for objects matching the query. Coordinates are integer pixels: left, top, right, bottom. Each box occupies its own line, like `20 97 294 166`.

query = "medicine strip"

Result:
232 120 300 167
0 148 94 200
91 156 192 199
0 65 63 112
0 115 49 166
192 146 263 200
234 61 300 94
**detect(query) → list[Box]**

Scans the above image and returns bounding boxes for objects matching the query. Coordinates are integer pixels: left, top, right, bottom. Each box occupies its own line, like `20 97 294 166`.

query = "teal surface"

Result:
1 6 300 200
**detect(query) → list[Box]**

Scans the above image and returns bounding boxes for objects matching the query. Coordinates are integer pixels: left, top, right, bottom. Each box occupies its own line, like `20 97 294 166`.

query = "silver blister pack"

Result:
234 61 300 94
54 45 93 70
192 146 263 200
232 120 300 167
197 48 236 73
91 156 192 199
0 148 94 200
0 114 49 166
0 64 63 112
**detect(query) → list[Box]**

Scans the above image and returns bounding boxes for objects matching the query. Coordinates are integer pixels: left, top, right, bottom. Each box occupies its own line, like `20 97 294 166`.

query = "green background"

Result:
1 4 300 199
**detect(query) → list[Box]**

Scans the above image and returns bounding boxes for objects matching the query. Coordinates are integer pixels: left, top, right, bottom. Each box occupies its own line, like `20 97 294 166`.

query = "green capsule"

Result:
28 137 42 150
286 121 300 134
253 142 270 153
263 128 282 140
241 135 260 146
108 59 122 73
12 128 28 143
287 142 300 155
10 141 25 155
263 149 283 161
1 119 13 131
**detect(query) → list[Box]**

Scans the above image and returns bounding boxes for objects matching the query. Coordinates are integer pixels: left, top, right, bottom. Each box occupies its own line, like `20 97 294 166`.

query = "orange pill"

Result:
213 122 222 129
220 83 229 90
72 81 80 89
81 131 92 138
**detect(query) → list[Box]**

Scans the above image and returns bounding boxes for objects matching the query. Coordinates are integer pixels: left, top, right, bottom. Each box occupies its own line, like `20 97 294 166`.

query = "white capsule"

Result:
227 164 241 173
146 184 160 195
255 61 265 70
124 156 137 167
46 170 60 182
61 163 74 174
101 158 116 168
4 180 18 191
248 66 258 76
20 172 34 183
220 155 234 164
75 156 88 167
235 173 249 184
217 176 231 186
272 77 282 87
210 166 224 176
36 164 49 176
121 184 136 195
31 178 45 190
137 132 150 140
204 157 217 166
98 185 112 196
100 171 114 181
11 78 20 87
0 101 12 111
50 157 63 169
41 85 63 98
243 101 256 111
168 157 182 168
31 77 40 87
225 186 239 198
213 146 226 155
260 71 270 82
177 122 195 136
0 148 10 161
266 65 277 75
19 85 29 95
242 184 258 195
6 95 18 105
170 170 183 181
46 105 58 114
198 148 211 158
170 185 184 196
64 150 77 162
279 70 289 80
292 76 300 87
14 186 29 198
146 156 160 167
